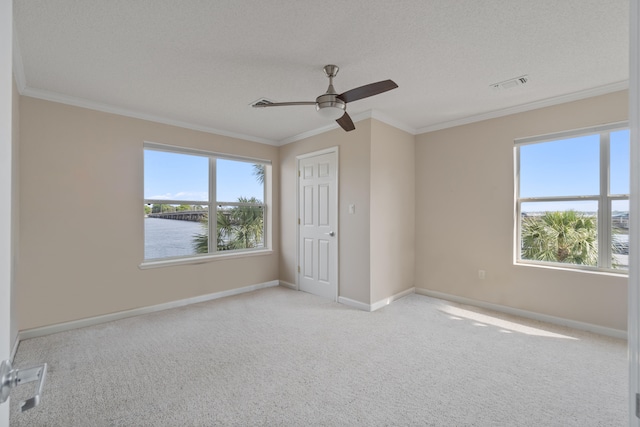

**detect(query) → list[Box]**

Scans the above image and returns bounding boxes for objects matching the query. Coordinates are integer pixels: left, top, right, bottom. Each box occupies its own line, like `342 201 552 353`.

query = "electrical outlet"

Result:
349 204 355 214
478 270 486 280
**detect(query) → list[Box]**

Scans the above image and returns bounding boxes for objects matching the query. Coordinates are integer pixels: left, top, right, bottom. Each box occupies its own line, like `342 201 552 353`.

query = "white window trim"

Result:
141 142 271 268
139 248 273 270
514 123 629 274
514 121 628 146
144 141 271 165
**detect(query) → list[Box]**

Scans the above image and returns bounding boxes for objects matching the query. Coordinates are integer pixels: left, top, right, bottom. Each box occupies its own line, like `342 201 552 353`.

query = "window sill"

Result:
514 260 628 277
139 249 273 270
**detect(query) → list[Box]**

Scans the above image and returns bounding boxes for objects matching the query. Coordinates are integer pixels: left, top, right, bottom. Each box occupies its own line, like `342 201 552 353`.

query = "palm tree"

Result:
253 164 265 184
193 198 264 253
193 164 265 253
226 197 264 249
193 213 209 254
216 205 237 251
521 210 598 265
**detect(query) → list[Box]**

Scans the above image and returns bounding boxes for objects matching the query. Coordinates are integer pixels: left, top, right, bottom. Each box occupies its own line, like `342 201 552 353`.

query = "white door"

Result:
297 149 338 301
1 0 12 424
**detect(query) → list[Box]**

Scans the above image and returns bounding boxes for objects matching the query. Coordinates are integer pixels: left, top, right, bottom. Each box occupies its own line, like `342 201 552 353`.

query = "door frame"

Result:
1 0 12 424
630 1 640 425
296 146 339 301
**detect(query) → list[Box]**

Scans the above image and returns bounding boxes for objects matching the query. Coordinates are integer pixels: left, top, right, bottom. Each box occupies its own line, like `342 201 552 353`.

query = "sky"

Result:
144 150 264 204
519 129 630 213
144 129 630 213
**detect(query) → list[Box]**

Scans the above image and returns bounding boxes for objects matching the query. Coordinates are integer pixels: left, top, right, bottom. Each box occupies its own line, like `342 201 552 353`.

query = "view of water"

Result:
145 217 205 260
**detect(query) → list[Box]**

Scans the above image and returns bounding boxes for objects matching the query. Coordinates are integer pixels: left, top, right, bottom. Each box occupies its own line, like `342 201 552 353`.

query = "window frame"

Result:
514 122 629 274
141 142 271 269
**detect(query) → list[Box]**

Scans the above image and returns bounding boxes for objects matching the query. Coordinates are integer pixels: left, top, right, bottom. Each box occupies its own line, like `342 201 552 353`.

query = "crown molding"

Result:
16 78 629 146
12 25 26 92
279 120 342 146
416 80 629 134
369 110 416 135
279 110 381 146
279 110 416 145
279 80 628 144
20 86 279 146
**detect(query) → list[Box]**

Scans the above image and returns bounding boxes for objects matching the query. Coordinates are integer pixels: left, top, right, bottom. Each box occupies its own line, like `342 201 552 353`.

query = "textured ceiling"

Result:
13 0 630 144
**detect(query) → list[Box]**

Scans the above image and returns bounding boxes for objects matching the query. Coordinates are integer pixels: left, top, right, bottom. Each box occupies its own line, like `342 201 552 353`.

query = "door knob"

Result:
0 359 47 412
325 231 335 237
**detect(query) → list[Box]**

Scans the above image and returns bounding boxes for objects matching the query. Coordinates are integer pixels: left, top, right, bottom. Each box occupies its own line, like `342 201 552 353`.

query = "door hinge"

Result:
298 218 300 225
297 266 300 273
636 393 640 418
298 170 301 177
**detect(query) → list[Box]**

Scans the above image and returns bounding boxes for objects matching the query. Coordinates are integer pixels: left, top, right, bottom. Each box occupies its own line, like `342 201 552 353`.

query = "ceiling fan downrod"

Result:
316 65 345 118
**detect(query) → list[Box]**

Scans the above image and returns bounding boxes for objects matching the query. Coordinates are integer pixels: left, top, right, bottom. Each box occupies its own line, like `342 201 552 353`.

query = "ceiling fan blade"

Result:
337 80 398 103
252 101 316 108
336 112 355 132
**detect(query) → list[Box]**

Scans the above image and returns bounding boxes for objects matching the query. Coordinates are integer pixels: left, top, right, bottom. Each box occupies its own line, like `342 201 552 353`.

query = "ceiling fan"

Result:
252 65 398 132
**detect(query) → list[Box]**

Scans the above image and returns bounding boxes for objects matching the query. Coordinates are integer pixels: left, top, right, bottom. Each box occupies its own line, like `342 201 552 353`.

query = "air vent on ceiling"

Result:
250 98 275 107
490 75 529 91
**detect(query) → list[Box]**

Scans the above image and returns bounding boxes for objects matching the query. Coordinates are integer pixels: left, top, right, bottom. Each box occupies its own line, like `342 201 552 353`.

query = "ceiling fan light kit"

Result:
252 64 397 132
316 96 346 120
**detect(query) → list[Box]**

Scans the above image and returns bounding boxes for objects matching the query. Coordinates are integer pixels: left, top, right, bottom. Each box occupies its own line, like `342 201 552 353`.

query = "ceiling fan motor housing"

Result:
316 94 346 119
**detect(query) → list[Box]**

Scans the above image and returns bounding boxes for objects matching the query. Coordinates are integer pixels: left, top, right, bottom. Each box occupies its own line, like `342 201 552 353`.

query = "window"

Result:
143 143 270 263
515 123 629 272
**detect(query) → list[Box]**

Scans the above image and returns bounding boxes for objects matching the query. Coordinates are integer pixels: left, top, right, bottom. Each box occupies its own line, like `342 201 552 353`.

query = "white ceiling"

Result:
13 0 630 145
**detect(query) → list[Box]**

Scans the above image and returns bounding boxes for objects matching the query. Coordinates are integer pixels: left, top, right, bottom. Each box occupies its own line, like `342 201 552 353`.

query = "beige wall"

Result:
15 89 629 332
370 120 415 303
279 122 372 303
17 97 280 330
415 90 628 331
11 77 19 345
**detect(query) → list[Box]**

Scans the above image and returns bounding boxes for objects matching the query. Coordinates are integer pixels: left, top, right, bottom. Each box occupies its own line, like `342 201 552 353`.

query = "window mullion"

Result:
599 132 611 268
210 158 217 253
263 164 268 251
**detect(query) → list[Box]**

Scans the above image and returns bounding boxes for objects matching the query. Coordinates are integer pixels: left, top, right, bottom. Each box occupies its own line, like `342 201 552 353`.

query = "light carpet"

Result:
10 286 626 426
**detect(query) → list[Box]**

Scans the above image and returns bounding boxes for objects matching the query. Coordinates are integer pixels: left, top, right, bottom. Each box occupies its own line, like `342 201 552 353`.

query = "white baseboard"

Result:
339 287 415 312
18 280 280 341
338 296 372 311
278 280 297 290
11 334 20 361
370 287 415 312
415 288 627 340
